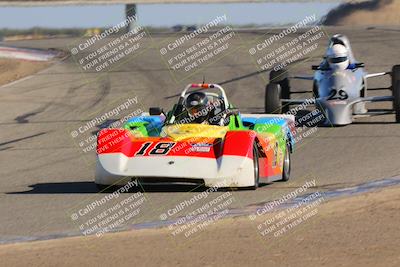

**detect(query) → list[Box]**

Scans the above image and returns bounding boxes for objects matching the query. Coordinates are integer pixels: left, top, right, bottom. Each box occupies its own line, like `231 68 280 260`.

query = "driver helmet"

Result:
326 44 349 71
185 92 210 123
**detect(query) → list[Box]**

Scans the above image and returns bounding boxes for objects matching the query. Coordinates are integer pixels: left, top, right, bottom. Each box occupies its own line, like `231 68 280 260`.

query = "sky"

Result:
0 3 341 29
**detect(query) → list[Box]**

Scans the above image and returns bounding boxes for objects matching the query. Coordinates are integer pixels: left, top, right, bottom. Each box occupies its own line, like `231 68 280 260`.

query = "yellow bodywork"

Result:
162 124 229 141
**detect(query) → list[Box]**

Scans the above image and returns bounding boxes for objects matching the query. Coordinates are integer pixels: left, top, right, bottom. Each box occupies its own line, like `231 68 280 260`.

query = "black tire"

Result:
394 80 400 123
249 143 260 190
360 79 366 98
265 83 283 114
281 143 291 181
270 69 290 100
313 81 319 98
270 68 288 81
391 65 400 92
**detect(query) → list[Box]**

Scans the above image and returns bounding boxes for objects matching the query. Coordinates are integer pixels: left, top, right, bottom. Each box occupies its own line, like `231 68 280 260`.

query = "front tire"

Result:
249 143 260 190
270 69 290 100
268 69 290 113
265 83 283 114
394 80 400 123
281 143 291 181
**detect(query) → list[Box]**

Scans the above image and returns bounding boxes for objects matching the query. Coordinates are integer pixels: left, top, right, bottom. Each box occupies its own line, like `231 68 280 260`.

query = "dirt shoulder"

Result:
324 1 400 26
0 58 50 86
0 186 399 267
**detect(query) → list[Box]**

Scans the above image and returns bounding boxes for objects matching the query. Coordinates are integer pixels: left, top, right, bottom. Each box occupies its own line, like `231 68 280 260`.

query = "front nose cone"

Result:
318 100 353 126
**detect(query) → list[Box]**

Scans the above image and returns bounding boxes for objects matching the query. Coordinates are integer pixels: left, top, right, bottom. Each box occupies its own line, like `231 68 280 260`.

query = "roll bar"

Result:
181 83 229 110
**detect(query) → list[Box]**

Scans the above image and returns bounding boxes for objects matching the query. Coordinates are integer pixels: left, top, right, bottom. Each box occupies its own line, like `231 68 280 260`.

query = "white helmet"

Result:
326 44 349 71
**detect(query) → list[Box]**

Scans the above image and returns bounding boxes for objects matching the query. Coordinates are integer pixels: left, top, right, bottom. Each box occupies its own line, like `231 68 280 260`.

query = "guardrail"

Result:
0 45 62 61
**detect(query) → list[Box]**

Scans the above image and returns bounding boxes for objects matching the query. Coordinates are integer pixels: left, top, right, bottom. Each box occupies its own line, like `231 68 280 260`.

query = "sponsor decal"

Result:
190 143 212 153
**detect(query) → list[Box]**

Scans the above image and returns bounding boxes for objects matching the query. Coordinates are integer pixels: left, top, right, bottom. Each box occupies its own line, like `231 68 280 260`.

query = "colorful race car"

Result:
95 83 295 190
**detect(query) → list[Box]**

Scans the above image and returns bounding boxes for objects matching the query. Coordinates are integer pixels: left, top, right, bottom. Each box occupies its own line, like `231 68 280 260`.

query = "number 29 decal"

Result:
135 142 176 156
327 89 349 100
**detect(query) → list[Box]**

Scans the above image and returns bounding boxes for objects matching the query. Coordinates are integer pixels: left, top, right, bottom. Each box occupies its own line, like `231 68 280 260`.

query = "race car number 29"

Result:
135 142 176 156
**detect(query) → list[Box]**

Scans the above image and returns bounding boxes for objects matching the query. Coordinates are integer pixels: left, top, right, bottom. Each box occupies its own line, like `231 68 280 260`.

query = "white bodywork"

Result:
283 34 394 125
95 154 256 187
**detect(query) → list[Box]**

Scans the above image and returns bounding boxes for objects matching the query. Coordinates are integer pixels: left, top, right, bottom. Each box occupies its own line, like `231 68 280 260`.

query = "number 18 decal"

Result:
135 142 176 156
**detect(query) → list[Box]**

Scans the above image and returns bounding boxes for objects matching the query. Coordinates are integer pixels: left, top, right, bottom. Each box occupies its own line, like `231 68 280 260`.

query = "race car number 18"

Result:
135 142 176 156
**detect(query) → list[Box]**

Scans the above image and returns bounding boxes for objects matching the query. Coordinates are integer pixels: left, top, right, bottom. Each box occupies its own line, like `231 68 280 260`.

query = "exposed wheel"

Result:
360 79 366 98
313 80 319 98
265 83 283 114
391 65 400 92
270 69 290 100
281 143 291 181
249 143 260 190
394 80 400 123
270 68 288 81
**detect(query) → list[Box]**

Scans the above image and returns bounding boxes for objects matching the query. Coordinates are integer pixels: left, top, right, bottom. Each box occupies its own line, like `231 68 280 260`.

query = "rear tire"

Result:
281 143 291 181
391 65 400 92
270 69 290 98
270 68 288 82
270 69 290 112
249 143 260 190
313 81 319 98
265 83 283 114
394 81 400 123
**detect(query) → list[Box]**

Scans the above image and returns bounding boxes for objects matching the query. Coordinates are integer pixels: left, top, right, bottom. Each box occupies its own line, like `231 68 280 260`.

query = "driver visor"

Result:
328 56 348 64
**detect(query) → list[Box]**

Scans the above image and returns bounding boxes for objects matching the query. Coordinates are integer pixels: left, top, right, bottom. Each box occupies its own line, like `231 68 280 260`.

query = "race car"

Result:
265 34 400 125
95 83 295 190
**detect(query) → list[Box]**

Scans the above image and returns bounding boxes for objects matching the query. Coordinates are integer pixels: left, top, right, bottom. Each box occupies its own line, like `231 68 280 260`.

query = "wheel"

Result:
392 65 400 116
270 69 290 100
249 143 260 190
281 143 291 181
394 80 400 123
313 80 319 98
360 79 366 98
391 65 400 92
265 83 283 114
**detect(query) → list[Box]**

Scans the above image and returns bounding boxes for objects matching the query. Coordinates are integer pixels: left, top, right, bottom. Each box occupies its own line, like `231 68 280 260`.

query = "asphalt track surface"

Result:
0 26 399 242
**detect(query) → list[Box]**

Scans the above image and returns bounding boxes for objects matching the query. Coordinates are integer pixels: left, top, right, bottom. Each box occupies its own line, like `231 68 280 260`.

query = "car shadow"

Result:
6 182 100 194
6 181 270 194
352 121 397 125
294 109 326 127
295 109 397 126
